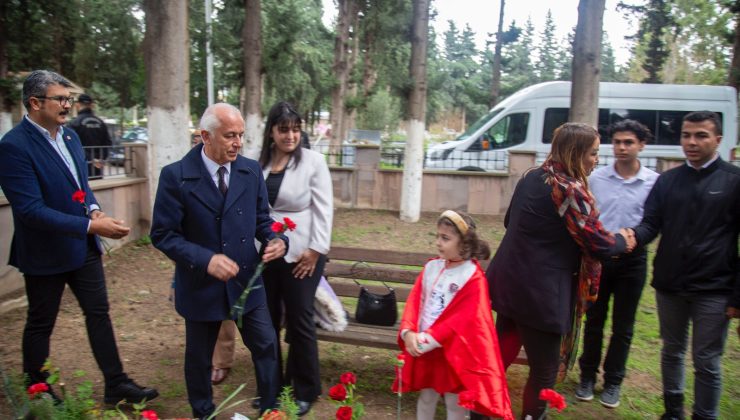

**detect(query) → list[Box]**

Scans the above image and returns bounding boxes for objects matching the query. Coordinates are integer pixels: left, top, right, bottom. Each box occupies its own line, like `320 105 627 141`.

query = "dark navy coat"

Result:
0 118 101 275
150 144 282 321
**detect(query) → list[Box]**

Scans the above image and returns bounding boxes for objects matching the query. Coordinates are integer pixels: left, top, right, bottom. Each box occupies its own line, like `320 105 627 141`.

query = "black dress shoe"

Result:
251 396 260 409
296 400 312 417
104 380 159 404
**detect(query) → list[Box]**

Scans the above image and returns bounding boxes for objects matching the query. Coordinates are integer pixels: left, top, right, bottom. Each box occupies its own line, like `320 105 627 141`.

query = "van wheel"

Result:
457 166 485 172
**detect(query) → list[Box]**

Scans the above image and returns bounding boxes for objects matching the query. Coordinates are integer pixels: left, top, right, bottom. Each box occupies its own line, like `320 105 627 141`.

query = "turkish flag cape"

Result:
392 259 514 419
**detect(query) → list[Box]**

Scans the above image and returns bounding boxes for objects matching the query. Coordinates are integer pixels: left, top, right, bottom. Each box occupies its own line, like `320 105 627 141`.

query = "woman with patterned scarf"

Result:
484 122 635 419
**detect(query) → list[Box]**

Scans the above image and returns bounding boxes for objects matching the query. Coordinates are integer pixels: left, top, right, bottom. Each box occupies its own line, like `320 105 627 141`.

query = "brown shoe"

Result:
211 368 230 385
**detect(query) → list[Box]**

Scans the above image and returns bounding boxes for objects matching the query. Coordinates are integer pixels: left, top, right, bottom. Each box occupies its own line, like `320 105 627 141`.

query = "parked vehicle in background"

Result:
110 127 148 166
425 81 738 172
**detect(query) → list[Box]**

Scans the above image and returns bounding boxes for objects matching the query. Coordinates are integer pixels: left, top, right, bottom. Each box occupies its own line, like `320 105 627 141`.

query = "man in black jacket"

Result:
68 93 112 179
630 111 739 420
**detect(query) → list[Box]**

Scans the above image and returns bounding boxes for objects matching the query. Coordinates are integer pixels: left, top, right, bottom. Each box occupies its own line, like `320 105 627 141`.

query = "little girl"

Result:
393 210 513 420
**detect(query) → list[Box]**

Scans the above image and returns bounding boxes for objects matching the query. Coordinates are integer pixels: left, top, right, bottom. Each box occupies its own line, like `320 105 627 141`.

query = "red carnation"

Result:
140 410 159 420
283 217 296 231
335 405 353 420
340 372 356 385
72 190 86 204
271 221 284 233
539 388 567 412
27 382 49 398
261 410 287 420
328 383 347 401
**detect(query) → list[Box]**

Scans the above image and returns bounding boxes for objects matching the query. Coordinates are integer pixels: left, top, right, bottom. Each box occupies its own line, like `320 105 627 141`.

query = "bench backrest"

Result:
324 246 490 303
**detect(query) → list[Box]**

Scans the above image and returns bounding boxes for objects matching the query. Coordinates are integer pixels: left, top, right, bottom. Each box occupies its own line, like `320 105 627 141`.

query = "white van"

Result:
424 82 738 171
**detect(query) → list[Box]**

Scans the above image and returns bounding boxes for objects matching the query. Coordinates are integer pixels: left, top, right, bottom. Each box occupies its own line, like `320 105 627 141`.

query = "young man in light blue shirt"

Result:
576 119 659 408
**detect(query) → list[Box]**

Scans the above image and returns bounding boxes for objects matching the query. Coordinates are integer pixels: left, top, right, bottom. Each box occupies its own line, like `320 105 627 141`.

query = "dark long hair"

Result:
258 101 303 168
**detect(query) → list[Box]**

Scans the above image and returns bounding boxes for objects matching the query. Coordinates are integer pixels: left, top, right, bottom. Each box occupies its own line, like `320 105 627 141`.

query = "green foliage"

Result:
357 89 401 131
536 10 562 82
2 0 143 111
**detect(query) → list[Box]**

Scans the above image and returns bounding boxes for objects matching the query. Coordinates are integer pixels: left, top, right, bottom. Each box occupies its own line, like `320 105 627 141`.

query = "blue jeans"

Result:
656 291 729 419
579 251 647 385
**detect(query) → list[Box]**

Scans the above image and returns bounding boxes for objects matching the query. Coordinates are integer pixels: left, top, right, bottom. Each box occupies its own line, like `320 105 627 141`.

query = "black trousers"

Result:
579 250 647 386
496 314 562 420
263 255 326 402
22 241 127 387
184 303 279 418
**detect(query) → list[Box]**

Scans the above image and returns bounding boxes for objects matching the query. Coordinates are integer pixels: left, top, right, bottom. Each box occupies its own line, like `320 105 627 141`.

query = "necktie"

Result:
217 166 228 196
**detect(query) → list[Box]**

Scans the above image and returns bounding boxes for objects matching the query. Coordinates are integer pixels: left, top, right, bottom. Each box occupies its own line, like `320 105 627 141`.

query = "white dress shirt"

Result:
201 147 231 189
589 163 659 231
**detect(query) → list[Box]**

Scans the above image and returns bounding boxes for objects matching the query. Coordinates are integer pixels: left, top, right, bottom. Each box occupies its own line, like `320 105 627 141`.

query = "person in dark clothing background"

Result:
628 111 739 420
68 93 112 179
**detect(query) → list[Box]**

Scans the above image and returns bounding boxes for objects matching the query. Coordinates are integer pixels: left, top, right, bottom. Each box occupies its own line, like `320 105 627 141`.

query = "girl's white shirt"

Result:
414 258 475 353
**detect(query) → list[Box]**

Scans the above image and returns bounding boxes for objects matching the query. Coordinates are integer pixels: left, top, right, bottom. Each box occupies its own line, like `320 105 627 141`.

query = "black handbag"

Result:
354 279 398 326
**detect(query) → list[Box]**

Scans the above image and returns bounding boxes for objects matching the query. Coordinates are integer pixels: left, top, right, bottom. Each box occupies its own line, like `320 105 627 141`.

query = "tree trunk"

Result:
400 0 430 223
345 11 361 138
242 0 263 159
569 0 605 126
728 2 740 92
144 0 190 207
490 0 505 108
329 0 357 161
0 0 11 137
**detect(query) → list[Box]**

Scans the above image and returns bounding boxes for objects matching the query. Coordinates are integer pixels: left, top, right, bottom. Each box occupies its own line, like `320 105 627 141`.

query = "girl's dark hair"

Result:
437 211 491 261
259 101 303 168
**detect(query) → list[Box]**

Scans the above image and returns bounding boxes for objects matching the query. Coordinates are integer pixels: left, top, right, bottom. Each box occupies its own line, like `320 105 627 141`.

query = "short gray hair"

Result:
22 70 72 109
199 103 242 135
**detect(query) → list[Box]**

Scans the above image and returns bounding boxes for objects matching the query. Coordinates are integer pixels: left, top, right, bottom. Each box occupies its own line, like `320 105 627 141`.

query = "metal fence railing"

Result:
313 143 356 167
82 145 138 179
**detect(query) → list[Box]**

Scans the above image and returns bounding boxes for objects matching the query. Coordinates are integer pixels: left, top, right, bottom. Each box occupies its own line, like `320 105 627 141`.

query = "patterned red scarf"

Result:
542 159 615 378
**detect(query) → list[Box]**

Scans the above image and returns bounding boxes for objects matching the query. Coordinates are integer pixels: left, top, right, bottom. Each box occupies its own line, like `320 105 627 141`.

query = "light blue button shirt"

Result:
589 163 659 231
25 115 81 188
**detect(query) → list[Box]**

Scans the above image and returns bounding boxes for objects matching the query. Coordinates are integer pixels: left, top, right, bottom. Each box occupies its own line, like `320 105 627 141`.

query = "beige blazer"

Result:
262 148 333 263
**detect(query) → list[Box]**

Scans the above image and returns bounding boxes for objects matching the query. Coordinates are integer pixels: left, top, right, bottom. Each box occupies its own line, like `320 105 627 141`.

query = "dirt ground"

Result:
0 209 677 419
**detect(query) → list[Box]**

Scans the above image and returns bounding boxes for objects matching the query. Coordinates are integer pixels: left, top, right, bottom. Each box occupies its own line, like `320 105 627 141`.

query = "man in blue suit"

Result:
150 103 285 418
0 70 158 404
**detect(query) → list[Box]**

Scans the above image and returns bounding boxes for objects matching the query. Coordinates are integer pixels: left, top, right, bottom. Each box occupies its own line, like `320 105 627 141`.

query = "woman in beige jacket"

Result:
258 101 333 416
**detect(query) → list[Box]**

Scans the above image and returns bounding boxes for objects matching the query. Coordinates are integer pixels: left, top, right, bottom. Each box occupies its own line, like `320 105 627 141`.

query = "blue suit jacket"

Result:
150 144 283 322
0 118 100 275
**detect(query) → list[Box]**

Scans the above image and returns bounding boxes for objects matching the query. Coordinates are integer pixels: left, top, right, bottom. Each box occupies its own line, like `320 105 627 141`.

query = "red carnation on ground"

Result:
340 372 356 385
260 410 287 420
328 383 347 401
539 388 567 412
140 410 159 420
27 382 49 398
335 405 353 420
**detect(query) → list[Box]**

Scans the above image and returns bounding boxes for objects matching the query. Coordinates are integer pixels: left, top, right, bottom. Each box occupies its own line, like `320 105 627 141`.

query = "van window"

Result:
543 108 608 143
466 112 529 151
544 107 723 146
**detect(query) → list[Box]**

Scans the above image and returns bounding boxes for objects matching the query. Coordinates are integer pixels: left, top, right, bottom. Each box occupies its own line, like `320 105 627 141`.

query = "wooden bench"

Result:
316 246 526 364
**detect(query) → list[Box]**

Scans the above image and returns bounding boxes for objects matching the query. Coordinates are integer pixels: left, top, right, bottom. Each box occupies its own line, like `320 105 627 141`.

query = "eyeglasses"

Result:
34 96 75 106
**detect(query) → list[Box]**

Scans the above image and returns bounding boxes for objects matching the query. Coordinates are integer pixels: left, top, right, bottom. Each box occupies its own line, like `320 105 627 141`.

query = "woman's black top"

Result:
265 170 285 207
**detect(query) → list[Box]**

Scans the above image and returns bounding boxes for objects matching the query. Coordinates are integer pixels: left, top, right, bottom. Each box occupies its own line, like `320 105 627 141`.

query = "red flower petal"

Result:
271 221 284 233
335 406 353 420
328 383 347 401
340 372 356 385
